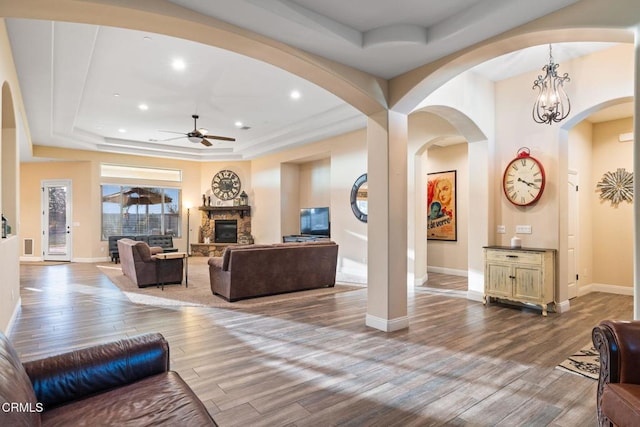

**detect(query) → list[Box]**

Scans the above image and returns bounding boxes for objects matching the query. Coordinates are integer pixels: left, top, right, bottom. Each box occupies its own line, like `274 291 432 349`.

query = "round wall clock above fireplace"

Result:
211 169 241 200
502 147 546 207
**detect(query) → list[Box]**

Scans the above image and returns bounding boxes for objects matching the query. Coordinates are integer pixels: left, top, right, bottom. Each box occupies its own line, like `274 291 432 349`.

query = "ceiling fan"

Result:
160 114 236 146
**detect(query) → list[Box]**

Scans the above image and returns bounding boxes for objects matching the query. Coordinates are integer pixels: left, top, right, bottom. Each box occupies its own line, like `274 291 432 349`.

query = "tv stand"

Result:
282 234 330 243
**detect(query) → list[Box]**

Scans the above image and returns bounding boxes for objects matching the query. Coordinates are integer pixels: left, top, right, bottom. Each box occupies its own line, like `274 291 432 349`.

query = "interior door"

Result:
42 180 72 261
567 171 578 299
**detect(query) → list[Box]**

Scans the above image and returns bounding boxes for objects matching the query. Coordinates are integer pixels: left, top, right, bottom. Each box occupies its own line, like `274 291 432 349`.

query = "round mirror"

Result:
350 173 368 222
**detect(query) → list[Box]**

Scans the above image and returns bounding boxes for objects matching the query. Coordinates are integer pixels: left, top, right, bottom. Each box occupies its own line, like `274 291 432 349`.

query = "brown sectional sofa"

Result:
208 241 339 301
0 331 217 426
592 320 640 426
118 238 183 287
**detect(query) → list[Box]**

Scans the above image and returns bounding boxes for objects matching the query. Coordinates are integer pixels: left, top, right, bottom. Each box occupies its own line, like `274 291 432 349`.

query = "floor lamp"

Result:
185 203 191 286
185 203 191 256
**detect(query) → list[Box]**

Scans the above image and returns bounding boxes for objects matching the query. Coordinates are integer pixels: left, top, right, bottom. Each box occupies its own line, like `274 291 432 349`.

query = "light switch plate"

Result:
497 225 506 234
516 225 532 234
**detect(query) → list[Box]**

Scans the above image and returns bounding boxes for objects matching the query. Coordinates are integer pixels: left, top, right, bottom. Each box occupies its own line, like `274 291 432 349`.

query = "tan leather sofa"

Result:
0 331 217 425
208 241 338 301
592 320 640 426
118 238 183 287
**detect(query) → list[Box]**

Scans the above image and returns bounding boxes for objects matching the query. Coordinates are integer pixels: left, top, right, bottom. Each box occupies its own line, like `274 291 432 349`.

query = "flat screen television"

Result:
300 207 330 236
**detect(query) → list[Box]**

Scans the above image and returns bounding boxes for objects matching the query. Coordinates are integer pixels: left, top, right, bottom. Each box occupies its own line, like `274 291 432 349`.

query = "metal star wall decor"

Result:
597 168 633 206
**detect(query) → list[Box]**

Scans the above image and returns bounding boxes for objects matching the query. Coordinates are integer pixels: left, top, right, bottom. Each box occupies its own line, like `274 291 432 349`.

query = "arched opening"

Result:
1 81 17 236
407 106 489 301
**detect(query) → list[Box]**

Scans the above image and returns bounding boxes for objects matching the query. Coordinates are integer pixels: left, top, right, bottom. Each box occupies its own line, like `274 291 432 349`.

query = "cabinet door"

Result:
513 265 543 301
486 263 512 297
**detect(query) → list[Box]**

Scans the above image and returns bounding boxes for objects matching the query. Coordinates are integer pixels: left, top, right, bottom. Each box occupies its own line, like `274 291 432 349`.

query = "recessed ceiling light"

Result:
113 93 120 97
143 36 152 41
172 58 186 71
290 90 301 100
118 128 126 133
234 121 243 128
138 104 149 111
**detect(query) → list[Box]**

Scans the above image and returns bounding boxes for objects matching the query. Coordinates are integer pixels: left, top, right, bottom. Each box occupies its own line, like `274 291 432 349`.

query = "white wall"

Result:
0 20 25 333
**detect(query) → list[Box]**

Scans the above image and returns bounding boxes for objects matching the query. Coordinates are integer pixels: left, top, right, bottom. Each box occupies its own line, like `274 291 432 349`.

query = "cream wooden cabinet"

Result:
483 246 556 316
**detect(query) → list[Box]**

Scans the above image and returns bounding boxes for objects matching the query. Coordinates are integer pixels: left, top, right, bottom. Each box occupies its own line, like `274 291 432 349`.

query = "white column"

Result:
634 27 640 320
366 110 409 332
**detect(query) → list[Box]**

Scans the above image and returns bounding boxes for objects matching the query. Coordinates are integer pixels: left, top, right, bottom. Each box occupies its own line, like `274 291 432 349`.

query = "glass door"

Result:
42 180 72 261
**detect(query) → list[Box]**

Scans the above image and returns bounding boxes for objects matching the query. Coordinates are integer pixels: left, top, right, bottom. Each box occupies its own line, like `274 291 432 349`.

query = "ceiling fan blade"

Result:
159 130 186 135
161 136 187 141
203 134 236 142
200 138 213 147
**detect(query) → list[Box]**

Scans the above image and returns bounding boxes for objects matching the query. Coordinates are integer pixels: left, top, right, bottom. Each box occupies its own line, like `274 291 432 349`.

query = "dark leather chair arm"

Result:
23 333 170 409
592 320 640 425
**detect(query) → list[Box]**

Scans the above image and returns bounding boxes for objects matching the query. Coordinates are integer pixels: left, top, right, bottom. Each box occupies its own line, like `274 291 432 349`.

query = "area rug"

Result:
556 343 599 380
97 257 364 309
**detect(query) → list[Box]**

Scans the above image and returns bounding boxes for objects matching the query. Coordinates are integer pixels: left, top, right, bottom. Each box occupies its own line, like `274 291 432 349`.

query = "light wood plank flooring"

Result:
9 263 632 426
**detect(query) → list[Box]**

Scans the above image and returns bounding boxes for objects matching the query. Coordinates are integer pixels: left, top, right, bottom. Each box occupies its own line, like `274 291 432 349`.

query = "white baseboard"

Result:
555 299 571 313
72 257 110 263
414 273 428 286
336 271 366 284
427 266 468 277
365 314 409 332
578 283 634 296
466 289 484 302
5 297 21 336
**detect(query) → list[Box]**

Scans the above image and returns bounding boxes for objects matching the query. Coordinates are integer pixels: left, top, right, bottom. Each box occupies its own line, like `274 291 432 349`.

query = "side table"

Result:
154 252 188 290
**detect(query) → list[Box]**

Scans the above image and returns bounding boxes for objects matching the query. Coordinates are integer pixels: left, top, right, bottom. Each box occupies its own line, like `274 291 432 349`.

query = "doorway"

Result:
42 180 72 261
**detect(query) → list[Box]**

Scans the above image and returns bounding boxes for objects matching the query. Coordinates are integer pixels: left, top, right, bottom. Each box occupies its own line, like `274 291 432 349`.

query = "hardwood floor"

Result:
9 263 633 426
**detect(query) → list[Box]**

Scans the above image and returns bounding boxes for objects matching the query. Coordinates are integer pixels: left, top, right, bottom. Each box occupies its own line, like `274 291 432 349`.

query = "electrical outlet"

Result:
497 225 506 234
516 225 532 234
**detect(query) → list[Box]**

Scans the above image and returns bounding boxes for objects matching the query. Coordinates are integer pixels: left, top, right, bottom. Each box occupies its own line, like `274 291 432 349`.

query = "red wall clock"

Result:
502 147 546 206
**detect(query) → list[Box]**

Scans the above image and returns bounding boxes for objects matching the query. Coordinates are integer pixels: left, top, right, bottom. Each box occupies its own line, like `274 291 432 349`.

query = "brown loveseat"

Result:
592 320 640 426
0 331 217 425
208 241 338 301
118 238 183 288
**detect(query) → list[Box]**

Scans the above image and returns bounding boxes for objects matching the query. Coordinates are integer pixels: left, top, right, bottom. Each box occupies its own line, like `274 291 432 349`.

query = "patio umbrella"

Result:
102 187 172 206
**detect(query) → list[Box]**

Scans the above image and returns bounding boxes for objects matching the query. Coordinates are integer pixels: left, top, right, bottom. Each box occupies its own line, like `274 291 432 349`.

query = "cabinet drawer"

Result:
485 250 543 265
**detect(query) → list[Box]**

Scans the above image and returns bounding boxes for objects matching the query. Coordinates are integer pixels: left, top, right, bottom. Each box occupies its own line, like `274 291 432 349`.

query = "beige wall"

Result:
251 130 367 282
591 118 634 287
567 117 634 292
279 157 332 236
426 143 469 273
299 158 331 209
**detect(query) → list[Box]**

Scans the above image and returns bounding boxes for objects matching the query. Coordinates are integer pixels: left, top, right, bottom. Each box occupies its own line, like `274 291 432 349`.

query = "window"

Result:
101 185 181 239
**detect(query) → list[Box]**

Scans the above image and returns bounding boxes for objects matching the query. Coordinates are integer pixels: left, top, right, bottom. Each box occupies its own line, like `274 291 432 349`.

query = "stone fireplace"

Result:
191 206 252 256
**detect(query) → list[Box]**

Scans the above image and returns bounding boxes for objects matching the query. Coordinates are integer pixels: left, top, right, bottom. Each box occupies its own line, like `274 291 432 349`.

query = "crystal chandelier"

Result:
532 45 571 125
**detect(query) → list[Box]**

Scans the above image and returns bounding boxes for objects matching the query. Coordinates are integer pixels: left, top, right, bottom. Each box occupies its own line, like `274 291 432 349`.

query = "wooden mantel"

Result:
198 205 251 219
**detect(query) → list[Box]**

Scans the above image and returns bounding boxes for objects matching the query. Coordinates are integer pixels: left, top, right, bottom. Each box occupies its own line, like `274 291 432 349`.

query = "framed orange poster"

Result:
427 170 457 241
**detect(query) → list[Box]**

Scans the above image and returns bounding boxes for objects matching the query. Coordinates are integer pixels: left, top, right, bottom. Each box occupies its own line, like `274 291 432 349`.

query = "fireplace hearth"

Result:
215 219 237 243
